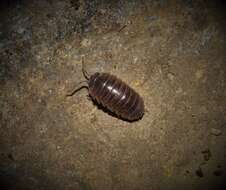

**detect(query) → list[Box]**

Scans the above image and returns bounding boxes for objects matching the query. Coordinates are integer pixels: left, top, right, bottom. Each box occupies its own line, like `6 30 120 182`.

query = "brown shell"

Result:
88 73 144 121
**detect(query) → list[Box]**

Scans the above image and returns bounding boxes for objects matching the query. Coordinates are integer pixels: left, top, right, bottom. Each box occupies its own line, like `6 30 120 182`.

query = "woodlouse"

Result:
68 61 144 121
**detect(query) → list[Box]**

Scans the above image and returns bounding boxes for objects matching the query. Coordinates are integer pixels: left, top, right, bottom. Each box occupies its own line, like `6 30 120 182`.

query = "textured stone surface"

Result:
0 0 226 189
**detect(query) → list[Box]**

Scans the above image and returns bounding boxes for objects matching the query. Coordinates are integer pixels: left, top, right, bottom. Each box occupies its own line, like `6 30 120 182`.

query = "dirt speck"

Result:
196 167 204 178
213 170 223 177
201 149 212 162
211 128 222 136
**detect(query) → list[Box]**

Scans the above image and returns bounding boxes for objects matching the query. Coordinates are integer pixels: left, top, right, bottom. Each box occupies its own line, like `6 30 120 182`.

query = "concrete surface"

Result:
0 0 226 189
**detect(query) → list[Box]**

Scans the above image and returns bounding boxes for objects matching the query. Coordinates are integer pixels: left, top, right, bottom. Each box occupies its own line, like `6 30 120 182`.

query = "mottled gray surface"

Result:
0 0 226 189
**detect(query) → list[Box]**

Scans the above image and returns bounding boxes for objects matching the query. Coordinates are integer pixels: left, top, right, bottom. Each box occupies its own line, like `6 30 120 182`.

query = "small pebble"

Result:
199 106 208 114
176 87 183 94
48 89 53 95
81 38 91 47
211 128 222 136
147 15 158 22
90 114 98 123
195 69 204 79
167 73 175 81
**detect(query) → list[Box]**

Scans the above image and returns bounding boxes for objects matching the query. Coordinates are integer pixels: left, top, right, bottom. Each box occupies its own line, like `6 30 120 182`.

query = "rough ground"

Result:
0 0 226 189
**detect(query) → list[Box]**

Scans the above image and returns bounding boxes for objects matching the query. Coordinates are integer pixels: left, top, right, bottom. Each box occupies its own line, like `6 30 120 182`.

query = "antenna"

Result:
82 57 90 80
66 81 88 97
66 57 90 97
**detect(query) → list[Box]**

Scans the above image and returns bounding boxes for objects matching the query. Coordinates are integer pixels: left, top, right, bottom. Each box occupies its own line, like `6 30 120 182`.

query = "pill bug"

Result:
67 60 144 121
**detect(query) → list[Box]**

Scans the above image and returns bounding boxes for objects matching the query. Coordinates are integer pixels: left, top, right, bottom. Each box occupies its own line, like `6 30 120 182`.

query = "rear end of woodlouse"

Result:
67 60 144 121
